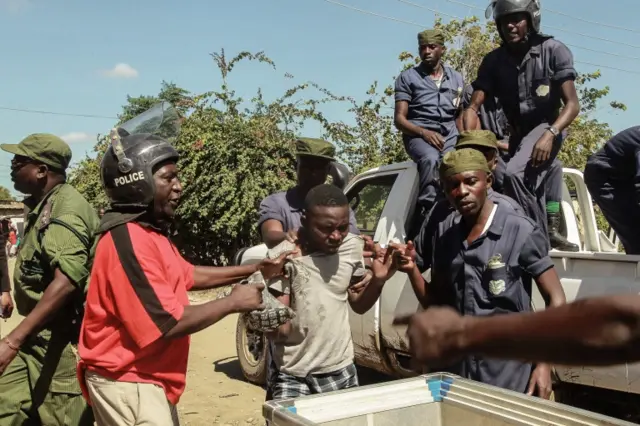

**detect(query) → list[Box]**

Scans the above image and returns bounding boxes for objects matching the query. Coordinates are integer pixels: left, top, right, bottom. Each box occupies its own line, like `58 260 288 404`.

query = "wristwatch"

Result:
546 126 560 137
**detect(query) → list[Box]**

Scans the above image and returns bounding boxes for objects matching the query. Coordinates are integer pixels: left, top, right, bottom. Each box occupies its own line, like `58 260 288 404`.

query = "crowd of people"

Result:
0 0 639 425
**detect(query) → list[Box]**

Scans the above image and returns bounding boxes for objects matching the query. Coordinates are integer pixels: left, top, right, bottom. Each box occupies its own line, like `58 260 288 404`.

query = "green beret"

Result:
295 137 335 161
418 29 445 46
440 148 491 179
1 133 72 171
456 130 499 150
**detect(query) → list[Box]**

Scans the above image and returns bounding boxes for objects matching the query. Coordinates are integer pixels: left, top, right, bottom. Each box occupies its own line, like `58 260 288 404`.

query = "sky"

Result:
0 0 638 198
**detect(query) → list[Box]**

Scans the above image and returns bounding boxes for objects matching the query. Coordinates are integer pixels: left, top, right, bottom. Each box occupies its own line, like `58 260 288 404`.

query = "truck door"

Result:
345 164 418 373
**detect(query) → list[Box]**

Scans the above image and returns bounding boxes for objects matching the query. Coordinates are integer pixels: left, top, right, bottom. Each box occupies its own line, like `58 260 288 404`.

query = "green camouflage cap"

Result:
294 137 335 161
456 130 499 150
418 29 445 46
440 148 490 179
1 133 72 171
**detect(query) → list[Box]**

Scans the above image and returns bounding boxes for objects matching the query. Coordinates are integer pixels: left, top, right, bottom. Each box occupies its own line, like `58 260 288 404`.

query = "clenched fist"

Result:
393 307 469 368
229 282 265 313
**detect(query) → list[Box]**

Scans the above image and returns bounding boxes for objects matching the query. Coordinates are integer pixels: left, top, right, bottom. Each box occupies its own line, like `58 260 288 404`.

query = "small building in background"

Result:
0 201 26 236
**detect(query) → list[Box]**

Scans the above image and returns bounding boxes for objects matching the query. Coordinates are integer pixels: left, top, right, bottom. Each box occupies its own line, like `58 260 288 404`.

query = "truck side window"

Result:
347 174 398 238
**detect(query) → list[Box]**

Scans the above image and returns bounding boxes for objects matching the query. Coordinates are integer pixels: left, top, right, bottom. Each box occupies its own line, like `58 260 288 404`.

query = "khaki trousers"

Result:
85 371 180 426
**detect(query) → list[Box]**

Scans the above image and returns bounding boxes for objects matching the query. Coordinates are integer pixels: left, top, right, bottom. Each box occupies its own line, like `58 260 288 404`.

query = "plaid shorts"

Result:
271 363 359 400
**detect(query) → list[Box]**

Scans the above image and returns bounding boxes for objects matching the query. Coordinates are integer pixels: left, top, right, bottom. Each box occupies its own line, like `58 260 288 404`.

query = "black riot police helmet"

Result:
101 131 179 210
488 0 541 39
328 162 352 191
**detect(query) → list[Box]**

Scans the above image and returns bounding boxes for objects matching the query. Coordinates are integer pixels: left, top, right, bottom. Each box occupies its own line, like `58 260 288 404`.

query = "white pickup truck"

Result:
233 161 640 399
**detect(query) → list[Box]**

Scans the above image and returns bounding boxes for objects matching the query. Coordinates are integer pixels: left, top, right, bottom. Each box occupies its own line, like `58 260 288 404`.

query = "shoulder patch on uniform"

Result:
489 279 506 295
536 84 550 97
38 199 53 231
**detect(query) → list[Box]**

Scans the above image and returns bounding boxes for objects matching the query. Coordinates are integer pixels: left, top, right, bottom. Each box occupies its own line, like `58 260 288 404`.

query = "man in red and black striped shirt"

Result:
78 130 291 426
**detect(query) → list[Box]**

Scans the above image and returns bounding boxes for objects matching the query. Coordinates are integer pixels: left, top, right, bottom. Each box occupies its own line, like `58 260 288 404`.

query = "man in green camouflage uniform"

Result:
0 134 98 425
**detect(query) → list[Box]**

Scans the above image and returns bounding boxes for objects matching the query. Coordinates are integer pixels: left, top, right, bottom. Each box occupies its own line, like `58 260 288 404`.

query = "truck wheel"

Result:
235 314 267 385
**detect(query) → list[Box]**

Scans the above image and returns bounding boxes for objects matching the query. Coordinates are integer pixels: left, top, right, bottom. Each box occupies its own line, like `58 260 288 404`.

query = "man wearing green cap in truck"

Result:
0 134 98 425
394 28 465 216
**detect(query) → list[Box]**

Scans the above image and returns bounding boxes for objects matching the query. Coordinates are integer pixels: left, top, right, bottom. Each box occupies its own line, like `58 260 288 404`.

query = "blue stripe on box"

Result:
426 377 454 402
287 406 297 414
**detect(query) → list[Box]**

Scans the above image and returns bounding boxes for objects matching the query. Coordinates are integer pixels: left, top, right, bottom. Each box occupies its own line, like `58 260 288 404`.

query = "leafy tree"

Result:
119 81 193 123
173 49 347 264
0 186 14 202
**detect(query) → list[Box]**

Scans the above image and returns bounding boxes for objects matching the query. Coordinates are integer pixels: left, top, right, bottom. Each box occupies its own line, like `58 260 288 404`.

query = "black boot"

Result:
548 211 579 252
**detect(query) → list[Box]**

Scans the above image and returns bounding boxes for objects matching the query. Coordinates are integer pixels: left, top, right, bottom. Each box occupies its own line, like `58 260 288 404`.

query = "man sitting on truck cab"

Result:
461 84 578 252
257 138 372 400
393 149 566 399
266 184 394 400
394 28 464 217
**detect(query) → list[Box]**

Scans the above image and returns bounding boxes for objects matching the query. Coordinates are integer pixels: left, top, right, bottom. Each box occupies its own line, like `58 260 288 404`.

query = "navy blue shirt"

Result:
414 190 523 272
258 186 359 234
473 35 577 134
587 126 640 181
462 84 510 143
428 203 553 392
395 63 465 143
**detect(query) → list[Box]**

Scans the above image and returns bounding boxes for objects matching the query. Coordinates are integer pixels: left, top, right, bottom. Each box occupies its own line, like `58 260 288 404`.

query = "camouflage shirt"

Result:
14 183 99 321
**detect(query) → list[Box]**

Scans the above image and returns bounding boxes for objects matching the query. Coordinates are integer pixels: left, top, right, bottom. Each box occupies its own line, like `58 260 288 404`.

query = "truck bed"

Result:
263 374 636 426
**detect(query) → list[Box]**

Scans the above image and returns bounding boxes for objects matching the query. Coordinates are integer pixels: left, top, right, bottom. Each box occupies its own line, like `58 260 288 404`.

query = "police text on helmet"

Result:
114 171 145 187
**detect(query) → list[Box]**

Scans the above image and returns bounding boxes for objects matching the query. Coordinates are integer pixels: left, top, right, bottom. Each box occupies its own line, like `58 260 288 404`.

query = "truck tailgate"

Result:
263 373 636 426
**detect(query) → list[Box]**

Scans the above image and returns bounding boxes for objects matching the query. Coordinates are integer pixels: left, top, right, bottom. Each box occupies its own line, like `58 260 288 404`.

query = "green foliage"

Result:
323 81 407 175
0 186 14 202
67 137 110 210
173 49 350 264
119 81 192 123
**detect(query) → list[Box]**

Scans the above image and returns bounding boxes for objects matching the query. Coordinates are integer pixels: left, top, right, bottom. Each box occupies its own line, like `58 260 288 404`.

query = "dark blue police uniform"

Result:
428 203 554 392
461 84 565 206
584 126 640 254
395 64 465 211
473 35 577 246
414 191 523 272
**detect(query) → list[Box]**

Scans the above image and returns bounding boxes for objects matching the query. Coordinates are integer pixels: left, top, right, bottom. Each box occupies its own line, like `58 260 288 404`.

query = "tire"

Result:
235 314 268 385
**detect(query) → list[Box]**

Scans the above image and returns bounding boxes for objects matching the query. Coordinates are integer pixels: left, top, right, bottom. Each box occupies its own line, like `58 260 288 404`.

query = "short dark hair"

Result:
304 184 348 211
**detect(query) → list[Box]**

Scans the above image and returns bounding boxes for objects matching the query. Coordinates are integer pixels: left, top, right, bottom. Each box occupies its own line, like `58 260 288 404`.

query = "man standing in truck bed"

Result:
462 0 580 251
394 28 465 216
